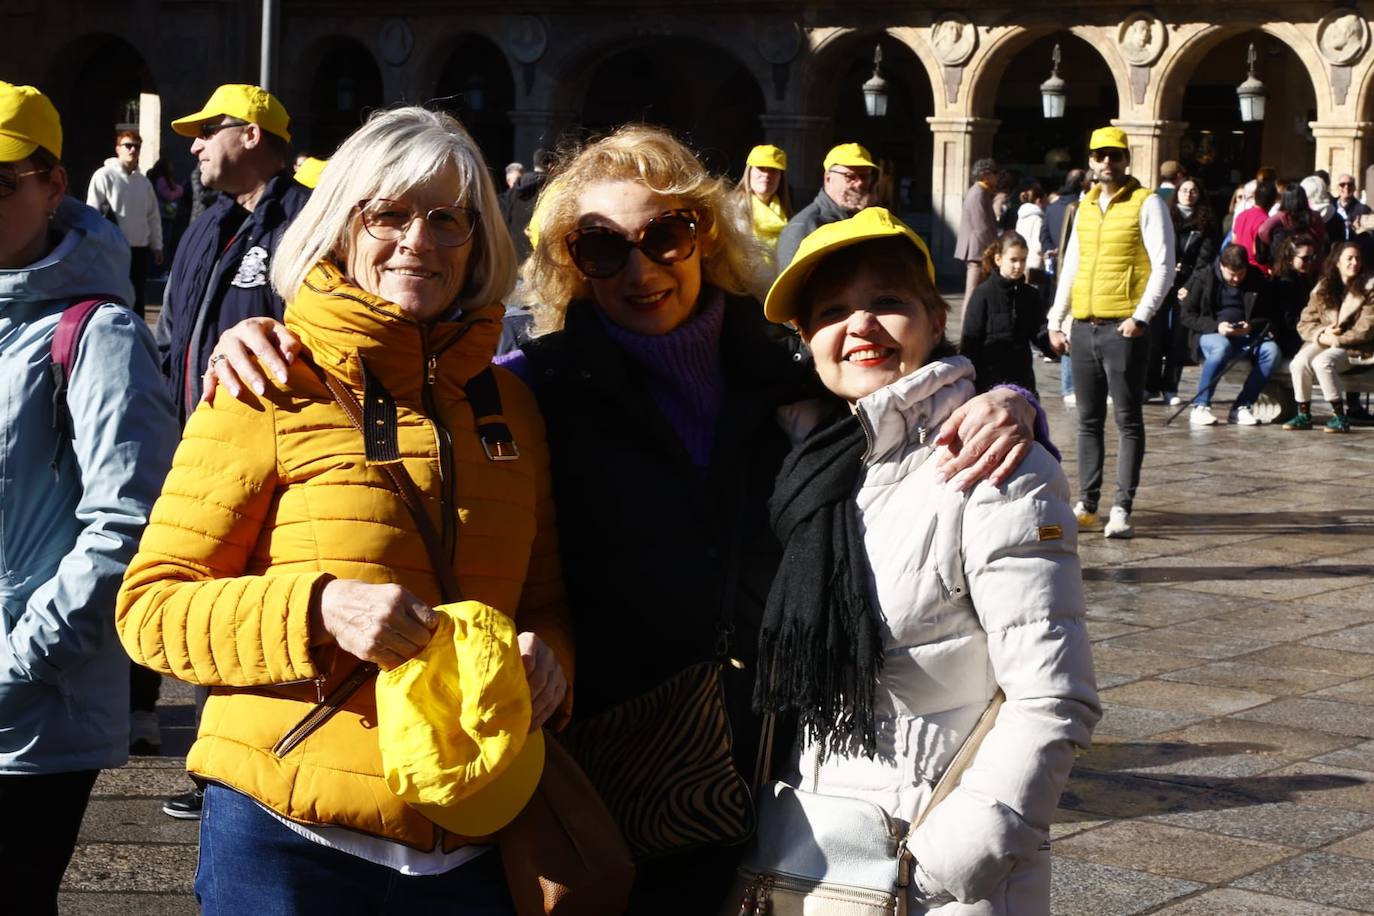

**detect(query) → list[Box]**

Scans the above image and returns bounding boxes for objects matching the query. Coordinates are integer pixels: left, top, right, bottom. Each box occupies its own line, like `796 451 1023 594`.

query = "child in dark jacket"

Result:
961 231 1045 393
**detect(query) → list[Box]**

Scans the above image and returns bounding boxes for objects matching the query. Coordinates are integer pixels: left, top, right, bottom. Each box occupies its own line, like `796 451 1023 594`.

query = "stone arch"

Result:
44 32 160 195
1155 21 1328 122
800 28 938 210
295 35 385 157
554 33 767 175
966 25 1128 120
1156 22 1323 183
428 33 519 174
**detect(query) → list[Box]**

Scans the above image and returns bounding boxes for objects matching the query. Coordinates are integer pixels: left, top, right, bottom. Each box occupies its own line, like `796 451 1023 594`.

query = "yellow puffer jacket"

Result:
117 261 571 851
1070 178 1154 320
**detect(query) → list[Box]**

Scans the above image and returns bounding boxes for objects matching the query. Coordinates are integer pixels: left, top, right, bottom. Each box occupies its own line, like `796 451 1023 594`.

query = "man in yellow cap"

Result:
776 141 878 268
1046 126 1175 540
155 83 308 820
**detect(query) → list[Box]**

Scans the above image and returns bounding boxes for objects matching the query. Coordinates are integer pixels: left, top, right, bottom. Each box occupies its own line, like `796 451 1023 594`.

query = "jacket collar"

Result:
1086 176 1142 209
854 356 977 465
286 260 502 402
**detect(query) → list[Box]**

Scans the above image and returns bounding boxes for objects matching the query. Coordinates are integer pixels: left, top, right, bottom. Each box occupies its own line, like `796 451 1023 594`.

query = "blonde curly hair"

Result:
522 124 773 332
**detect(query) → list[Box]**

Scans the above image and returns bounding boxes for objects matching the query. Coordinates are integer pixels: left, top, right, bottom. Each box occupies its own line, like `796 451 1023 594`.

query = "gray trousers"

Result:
1071 320 1149 513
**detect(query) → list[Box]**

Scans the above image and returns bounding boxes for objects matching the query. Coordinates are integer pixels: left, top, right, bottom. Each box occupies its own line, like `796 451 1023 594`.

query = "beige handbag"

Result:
721 690 1005 916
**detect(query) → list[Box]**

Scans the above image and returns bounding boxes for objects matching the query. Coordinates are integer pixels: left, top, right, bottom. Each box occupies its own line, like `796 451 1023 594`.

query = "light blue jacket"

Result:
0 197 178 774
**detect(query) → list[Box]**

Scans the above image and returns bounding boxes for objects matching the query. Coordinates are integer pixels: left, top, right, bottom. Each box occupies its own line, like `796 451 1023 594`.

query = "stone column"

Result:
1109 119 1187 187
1311 122 1372 183
926 116 999 282
508 109 575 161
758 114 831 201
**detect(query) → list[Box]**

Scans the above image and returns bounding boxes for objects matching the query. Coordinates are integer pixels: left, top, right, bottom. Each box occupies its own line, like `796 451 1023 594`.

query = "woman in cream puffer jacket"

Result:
752 208 1100 915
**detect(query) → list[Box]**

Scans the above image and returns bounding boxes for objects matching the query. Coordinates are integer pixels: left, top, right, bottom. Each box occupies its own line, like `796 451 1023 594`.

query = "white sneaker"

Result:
1104 506 1134 539
1073 502 1098 528
1062 393 1077 408
1231 405 1261 426
1189 405 1219 426
130 710 161 754
1165 393 1183 406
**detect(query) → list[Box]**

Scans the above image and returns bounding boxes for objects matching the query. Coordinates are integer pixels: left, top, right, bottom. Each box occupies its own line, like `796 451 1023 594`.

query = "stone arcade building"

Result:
8 1 1374 279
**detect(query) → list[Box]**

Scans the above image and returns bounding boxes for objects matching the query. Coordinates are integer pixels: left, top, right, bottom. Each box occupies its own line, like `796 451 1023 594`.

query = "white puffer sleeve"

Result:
908 446 1100 904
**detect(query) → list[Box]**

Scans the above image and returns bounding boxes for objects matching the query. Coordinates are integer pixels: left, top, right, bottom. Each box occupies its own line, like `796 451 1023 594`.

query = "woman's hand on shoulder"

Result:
202 317 302 404
518 631 568 732
312 579 438 669
931 387 1036 491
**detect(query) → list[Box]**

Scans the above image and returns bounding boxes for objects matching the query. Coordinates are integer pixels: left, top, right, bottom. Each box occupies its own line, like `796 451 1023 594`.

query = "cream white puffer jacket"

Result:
786 357 1100 915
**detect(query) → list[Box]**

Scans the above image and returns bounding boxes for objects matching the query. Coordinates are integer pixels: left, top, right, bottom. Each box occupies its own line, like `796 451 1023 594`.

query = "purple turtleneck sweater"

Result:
496 289 728 468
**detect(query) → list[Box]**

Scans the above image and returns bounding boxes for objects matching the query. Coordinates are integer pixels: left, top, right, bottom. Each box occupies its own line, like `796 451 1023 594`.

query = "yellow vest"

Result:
750 194 788 250
1070 179 1153 319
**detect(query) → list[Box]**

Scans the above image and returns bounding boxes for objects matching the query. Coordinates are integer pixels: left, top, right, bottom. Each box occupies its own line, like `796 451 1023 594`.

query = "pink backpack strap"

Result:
49 298 118 471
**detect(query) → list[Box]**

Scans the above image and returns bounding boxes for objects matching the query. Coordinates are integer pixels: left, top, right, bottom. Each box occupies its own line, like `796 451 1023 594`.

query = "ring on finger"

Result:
209 353 228 367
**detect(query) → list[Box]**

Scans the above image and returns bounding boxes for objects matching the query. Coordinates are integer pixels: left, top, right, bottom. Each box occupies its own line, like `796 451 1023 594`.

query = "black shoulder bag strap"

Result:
273 356 517 757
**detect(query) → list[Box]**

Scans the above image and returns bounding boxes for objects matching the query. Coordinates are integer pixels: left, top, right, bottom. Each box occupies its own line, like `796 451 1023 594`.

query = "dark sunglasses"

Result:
198 121 248 140
118 141 142 150
356 198 480 248
565 209 700 279
1091 148 1126 163
0 165 50 199
1340 181 1355 188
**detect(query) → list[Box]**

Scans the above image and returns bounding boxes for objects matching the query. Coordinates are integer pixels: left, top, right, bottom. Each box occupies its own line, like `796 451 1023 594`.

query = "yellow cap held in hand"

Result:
375 600 544 836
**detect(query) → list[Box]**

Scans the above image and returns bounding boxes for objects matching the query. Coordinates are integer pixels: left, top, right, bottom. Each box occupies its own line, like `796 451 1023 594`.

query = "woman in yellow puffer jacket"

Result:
117 107 570 914
734 144 792 254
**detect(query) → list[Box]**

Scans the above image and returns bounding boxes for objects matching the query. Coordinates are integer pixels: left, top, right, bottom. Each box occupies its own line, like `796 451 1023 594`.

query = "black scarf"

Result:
754 411 884 759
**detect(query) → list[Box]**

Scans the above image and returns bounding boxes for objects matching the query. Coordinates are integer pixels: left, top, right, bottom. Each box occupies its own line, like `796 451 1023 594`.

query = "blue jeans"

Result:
1191 333 1281 408
196 785 514 916
1060 353 1074 396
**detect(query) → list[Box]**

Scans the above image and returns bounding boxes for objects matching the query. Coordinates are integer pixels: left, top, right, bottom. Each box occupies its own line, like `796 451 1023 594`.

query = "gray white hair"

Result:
272 106 516 311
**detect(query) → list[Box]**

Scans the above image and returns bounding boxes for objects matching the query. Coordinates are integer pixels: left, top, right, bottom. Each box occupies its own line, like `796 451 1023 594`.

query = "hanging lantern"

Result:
1040 44 1067 120
862 45 889 118
1236 42 1266 123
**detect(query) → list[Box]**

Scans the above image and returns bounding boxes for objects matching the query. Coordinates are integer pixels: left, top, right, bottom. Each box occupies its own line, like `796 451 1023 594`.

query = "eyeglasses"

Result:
0 165 50 199
565 209 700 278
198 121 248 140
1091 149 1126 163
356 198 480 248
827 167 873 186
118 142 142 150
1339 181 1355 188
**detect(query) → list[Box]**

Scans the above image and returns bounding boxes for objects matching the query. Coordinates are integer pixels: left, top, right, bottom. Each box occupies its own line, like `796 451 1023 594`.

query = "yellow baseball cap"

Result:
376 600 544 836
746 144 787 171
172 84 292 142
764 207 935 324
0 82 62 162
823 142 877 172
1088 126 1129 151
293 156 327 189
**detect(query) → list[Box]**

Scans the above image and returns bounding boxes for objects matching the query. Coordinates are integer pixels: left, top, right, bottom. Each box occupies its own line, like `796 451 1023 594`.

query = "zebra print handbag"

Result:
558 660 755 861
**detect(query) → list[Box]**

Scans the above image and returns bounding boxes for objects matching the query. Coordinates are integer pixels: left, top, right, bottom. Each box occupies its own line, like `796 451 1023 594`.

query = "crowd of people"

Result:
2 66 1365 916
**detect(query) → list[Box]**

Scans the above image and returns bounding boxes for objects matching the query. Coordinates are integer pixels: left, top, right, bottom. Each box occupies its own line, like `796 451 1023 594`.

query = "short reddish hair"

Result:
115 129 141 145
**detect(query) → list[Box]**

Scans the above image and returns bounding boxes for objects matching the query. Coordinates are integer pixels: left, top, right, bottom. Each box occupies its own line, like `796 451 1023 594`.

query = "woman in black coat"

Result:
1148 177 1219 403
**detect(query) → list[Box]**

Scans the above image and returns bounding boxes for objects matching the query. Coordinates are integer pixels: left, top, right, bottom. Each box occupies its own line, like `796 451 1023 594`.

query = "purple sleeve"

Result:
493 348 533 386
993 383 1060 462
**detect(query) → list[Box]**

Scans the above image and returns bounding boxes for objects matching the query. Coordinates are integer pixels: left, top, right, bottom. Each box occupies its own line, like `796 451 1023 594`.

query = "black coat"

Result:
520 295 820 734
1271 273 1315 357
960 272 1043 393
1173 216 1218 289
502 170 547 261
519 298 820 911
1179 263 1277 361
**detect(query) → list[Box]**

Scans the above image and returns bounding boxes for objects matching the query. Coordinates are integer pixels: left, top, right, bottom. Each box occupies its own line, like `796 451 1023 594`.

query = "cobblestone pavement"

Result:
60 330 1374 915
